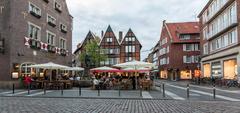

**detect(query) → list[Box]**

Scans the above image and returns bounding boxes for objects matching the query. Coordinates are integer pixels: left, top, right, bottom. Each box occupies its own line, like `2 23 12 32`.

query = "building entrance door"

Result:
172 71 177 81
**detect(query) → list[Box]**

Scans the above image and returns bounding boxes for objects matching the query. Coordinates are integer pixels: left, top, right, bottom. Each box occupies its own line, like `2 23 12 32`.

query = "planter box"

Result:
30 39 41 50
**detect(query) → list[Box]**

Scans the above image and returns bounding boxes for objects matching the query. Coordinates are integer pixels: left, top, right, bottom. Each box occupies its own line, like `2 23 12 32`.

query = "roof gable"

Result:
99 25 120 46
165 22 200 42
120 29 142 48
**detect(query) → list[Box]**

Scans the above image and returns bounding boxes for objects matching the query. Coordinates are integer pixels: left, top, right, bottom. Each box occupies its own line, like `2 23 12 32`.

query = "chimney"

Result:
101 31 104 38
119 31 123 42
163 20 166 24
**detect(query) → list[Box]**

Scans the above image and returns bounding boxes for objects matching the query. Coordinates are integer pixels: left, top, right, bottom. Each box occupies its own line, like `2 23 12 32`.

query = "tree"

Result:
79 40 107 69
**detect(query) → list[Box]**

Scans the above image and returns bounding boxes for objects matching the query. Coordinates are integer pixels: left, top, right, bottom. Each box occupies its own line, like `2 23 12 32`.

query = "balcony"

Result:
30 11 41 19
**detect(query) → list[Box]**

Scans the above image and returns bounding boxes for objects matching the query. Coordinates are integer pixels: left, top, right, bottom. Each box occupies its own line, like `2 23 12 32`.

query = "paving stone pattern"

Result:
1 97 240 113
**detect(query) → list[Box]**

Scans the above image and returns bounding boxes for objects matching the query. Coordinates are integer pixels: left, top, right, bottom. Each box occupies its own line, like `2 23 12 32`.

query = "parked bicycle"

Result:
226 80 239 87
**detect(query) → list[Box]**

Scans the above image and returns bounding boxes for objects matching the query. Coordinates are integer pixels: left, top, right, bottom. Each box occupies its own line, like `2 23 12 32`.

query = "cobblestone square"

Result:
1 97 240 113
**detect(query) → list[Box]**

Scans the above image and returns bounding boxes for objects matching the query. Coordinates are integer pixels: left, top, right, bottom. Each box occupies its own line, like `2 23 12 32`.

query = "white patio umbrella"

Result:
90 66 119 72
64 67 84 71
28 62 69 69
114 60 154 69
114 61 154 89
28 62 69 81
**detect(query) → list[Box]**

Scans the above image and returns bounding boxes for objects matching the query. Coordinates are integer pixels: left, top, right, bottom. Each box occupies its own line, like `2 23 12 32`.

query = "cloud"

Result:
66 0 208 60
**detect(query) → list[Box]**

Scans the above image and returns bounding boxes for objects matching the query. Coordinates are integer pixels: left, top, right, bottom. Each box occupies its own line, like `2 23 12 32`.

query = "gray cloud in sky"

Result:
66 0 208 60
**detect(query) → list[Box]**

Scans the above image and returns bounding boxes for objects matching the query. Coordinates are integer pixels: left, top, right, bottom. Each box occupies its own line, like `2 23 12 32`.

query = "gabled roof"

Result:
120 28 142 48
99 25 120 46
164 22 200 43
73 31 99 54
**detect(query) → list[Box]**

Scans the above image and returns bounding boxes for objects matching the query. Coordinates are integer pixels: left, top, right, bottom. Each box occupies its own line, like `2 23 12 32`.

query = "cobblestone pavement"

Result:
1 97 240 113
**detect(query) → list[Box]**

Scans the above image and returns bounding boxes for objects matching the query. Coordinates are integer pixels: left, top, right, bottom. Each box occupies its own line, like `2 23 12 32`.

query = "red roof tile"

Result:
166 22 200 42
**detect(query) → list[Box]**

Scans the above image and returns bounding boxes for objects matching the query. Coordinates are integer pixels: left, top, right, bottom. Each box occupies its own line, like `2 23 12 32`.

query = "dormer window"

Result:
47 14 56 27
29 2 41 18
54 1 62 13
60 23 67 33
180 34 190 40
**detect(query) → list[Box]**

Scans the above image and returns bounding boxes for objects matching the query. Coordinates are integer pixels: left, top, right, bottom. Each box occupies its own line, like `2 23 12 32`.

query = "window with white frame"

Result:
47 14 56 24
28 23 41 40
125 46 135 53
106 38 112 42
54 1 62 11
60 38 66 49
210 28 238 52
60 23 67 31
160 58 167 65
126 37 135 42
203 43 208 55
29 2 41 16
47 31 55 45
183 56 192 63
180 35 190 40
203 1 237 39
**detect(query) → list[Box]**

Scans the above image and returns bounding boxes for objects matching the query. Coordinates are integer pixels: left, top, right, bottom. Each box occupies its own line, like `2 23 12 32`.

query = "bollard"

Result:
187 84 190 99
28 84 30 95
213 84 216 99
12 84 15 94
140 86 142 97
43 83 46 95
162 83 165 98
118 85 121 97
98 87 100 96
79 85 82 96
61 86 64 96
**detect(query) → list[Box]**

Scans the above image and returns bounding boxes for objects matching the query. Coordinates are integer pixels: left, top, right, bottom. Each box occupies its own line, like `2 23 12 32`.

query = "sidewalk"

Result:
155 79 240 91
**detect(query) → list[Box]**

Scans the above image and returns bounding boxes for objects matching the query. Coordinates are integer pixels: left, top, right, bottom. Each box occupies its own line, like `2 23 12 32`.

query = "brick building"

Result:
198 0 239 80
159 20 200 81
74 25 142 67
73 31 100 67
119 29 142 63
0 0 72 87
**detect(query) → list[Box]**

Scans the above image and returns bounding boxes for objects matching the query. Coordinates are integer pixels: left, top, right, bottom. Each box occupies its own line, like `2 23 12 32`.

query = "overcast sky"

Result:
66 0 208 60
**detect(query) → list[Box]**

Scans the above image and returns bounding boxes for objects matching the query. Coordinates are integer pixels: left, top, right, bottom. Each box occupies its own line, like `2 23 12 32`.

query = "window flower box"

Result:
29 39 41 50
60 49 67 56
47 45 56 53
30 11 41 19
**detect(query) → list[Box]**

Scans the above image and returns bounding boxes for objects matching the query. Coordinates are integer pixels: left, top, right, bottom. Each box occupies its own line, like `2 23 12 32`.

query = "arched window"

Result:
20 62 35 77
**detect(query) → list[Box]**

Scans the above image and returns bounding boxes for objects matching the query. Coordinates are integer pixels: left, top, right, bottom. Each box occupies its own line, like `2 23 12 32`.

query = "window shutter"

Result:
183 44 186 51
195 44 199 51
191 56 195 63
192 44 195 51
183 56 186 63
